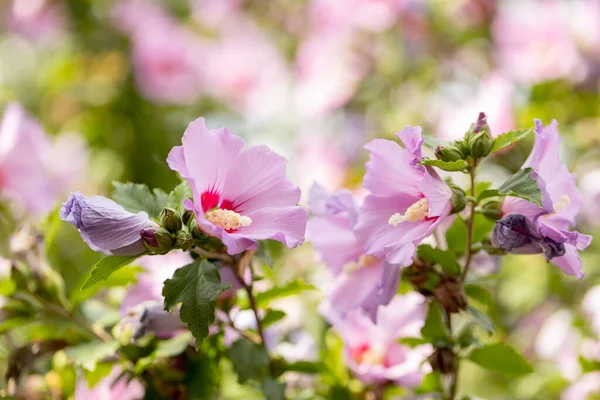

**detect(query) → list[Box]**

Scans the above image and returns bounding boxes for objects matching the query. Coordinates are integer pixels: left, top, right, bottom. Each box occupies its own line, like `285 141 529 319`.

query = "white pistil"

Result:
205 209 252 230
343 254 378 275
388 198 430 227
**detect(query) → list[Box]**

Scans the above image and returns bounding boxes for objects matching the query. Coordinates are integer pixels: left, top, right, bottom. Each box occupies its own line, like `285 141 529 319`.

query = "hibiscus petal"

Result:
228 206 306 252
362 139 423 197
59 193 156 255
306 215 360 275
420 167 453 217
396 126 424 166
327 263 384 317
221 145 300 214
176 118 245 211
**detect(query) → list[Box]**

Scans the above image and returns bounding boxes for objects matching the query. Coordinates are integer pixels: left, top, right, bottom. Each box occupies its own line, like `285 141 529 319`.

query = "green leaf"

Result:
472 214 495 244
255 279 316 307
134 332 193 373
478 168 542 206
283 361 324 374
65 341 119 371
166 181 192 213
419 372 442 393
468 343 533 375
81 255 139 290
71 265 143 305
229 338 270 383
84 362 114 387
262 309 286 328
474 181 492 197
262 377 286 400
490 128 533 153
446 216 467 255
419 159 469 172
423 135 446 149
417 245 461 276
457 325 480 348
467 305 494 335
162 260 229 349
421 302 451 345
397 337 430 347
465 284 491 307
112 181 168 217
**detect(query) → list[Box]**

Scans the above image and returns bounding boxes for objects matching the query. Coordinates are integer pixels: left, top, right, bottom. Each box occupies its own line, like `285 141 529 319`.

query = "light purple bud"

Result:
59 192 158 256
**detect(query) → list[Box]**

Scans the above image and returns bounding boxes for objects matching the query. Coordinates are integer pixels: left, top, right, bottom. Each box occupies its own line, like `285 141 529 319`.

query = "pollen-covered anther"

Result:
388 198 430 227
205 209 252 230
343 254 379 275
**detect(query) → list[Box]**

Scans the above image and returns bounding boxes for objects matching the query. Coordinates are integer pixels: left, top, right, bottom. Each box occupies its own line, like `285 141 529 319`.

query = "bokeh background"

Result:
1 0 600 399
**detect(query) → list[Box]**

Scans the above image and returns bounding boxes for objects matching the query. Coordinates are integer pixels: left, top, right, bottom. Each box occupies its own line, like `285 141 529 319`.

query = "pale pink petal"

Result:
327 263 384 316
420 167 453 217
306 215 360 275
178 118 245 211
222 145 300 214
396 126 424 166
362 139 422 197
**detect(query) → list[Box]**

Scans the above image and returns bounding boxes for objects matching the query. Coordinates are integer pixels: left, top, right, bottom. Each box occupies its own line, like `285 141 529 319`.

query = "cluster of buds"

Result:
141 208 205 254
435 112 494 163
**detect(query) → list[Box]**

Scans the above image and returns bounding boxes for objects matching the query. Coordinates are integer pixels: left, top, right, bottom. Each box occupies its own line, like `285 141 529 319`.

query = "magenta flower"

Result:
500 120 592 278
307 184 399 321
59 193 158 256
355 126 453 266
167 118 306 255
75 365 144 400
323 293 431 386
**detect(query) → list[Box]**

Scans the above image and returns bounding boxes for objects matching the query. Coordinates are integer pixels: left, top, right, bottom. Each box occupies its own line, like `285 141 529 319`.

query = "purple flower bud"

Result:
141 227 174 254
140 228 159 248
492 214 565 259
491 213 539 253
473 112 488 133
59 193 158 256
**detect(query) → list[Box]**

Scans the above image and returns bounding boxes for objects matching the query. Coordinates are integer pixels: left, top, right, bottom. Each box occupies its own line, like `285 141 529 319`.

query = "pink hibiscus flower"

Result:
167 118 306 255
355 126 453 266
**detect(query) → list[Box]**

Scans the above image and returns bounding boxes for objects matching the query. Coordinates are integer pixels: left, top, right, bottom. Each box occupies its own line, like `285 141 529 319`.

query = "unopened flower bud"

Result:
481 200 503 221
448 183 467 214
467 113 494 158
188 218 208 241
160 207 183 233
428 348 456 375
182 209 194 225
174 227 194 251
435 145 464 162
141 227 174 254
468 131 494 158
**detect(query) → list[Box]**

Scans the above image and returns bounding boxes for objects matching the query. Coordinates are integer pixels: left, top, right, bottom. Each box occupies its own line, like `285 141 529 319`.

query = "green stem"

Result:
461 164 478 281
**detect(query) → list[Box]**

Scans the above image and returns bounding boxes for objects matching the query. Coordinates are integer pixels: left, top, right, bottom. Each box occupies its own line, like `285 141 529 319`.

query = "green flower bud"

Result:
174 227 194 251
182 209 194 225
448 183 467 213
160 208 183 233
481 200 503 221
188 218 208 241
455 139 471 157
435 145 464 162
141 227 174 254
468 130 494 158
